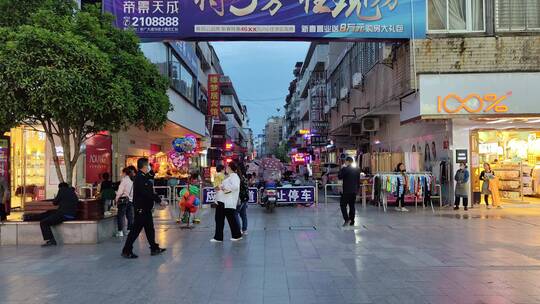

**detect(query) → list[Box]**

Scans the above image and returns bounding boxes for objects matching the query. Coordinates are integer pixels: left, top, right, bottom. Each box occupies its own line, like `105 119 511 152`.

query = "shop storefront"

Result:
402 72 540 205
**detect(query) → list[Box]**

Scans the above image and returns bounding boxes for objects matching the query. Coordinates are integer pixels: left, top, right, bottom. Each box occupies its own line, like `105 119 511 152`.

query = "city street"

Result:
2 203 540 304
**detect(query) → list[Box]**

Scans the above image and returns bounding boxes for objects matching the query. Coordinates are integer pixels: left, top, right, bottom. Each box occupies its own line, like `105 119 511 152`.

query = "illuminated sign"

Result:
299 129 310 135
225 142 234 151
415 73 540 119
437 93 510 114
208 74 221 118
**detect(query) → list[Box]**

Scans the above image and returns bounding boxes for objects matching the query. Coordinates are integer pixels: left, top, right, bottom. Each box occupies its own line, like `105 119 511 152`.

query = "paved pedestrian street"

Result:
2 204 540 304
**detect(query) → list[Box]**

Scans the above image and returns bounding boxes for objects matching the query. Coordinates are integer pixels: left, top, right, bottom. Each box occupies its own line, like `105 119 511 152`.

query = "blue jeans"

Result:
235 202 248 232
117 201 134 231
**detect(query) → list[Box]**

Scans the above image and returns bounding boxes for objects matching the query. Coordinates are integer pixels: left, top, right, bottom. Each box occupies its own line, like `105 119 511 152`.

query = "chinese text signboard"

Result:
203 187 259 204
202 186 316 204
208 74 221 118
104 0 426 40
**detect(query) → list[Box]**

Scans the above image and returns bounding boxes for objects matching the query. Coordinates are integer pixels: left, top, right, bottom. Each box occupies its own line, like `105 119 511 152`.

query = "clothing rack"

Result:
372 172 435 213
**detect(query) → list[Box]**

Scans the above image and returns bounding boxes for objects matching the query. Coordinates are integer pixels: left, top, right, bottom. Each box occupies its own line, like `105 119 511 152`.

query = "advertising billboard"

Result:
104 0 426 40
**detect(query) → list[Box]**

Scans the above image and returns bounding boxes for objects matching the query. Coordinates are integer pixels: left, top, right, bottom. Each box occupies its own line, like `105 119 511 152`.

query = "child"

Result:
213 165 226 205
178 173 201 225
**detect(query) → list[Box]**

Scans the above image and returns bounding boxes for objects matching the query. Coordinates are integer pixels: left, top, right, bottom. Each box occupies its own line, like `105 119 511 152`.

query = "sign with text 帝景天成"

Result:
419 73 540 117
103 0 426 40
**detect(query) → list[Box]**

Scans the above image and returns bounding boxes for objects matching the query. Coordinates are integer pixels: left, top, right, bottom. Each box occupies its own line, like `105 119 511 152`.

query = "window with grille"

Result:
427 0 485 32
496 0 540 31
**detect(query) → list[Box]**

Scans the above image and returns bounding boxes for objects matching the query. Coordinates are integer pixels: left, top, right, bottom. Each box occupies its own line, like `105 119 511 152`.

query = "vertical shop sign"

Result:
86 135 112 183
208 74 221 118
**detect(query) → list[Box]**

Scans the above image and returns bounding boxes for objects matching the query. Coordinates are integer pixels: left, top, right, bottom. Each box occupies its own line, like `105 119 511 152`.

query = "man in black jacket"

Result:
122 158 166 259
40 182 79 247
338 157 360 227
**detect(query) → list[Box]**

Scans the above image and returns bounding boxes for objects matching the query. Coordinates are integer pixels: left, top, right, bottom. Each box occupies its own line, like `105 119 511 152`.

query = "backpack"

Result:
239 175 249 203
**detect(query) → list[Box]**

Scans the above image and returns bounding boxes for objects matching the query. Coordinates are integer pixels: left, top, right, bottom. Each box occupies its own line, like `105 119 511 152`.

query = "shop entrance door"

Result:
10 127 46 211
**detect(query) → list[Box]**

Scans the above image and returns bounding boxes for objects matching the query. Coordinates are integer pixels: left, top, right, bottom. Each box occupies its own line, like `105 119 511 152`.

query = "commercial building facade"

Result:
325 0 540 204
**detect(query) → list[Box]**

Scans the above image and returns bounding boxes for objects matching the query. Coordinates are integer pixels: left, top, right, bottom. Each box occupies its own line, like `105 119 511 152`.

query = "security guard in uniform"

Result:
121 158 166 259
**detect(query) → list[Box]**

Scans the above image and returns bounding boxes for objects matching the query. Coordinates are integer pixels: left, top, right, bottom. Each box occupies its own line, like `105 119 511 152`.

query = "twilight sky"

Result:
212 42 310 135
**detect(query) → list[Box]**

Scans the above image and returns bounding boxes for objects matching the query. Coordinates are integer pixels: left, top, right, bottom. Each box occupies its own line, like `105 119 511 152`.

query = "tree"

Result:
0 1 171 185
275 142 290 163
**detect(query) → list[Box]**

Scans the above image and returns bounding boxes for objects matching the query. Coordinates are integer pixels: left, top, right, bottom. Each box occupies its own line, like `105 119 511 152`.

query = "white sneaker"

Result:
487 205 492 209
210 239 223 243
401 207 409 212
116 231 124 237
497 206 503 209
242 231 248 235
231 237 243 242
395 207 402 212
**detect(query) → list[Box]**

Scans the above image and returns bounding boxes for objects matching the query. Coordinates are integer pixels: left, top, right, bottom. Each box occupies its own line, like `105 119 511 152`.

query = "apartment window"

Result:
169 51 196 103
428 0 485 32
496 0 540 31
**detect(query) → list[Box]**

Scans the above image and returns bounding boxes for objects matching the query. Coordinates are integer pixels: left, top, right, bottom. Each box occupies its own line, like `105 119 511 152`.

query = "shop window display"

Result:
10 127 46 210
471 130 540 203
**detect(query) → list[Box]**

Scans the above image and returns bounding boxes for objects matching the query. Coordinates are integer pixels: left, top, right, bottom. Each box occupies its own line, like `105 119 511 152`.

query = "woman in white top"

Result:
115 167 135 237
211 162 242 242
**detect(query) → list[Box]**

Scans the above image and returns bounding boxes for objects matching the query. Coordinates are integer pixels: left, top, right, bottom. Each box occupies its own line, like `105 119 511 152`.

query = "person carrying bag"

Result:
115 167 134 237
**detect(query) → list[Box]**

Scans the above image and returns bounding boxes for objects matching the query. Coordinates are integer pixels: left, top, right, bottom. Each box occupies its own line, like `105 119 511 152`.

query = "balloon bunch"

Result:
167 150 186 168
179 186 200 214
172 135 197 154
168 135 197 169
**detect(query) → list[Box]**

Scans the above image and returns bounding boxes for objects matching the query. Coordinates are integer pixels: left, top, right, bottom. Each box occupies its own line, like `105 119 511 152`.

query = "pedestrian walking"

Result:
454 163 470 211
395 163 409 212
115 167 135 237
480 163 495 209
121 158 166 259
235 164 249 235
211 162 242 242
39 183 78 247
338 157 360 226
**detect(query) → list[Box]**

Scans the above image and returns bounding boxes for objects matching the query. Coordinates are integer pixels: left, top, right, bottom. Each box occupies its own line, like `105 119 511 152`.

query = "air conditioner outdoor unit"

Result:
352 73 363 89
339 87 349 100
324 105 331 114
362 118 380 132
381 44 393 64
330 98 337 108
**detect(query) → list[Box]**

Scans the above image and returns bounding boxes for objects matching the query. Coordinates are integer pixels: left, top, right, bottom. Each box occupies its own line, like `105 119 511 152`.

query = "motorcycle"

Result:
260 180 278 213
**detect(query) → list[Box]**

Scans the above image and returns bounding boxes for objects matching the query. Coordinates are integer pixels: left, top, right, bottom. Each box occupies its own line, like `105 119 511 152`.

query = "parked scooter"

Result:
260 180 279 213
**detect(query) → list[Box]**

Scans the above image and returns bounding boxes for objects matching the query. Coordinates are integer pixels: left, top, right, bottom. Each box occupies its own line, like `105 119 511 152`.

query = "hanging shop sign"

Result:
456 149 468 163
312 121 329 134
104 0 426 40
311 135 329 146
419 73 540 117
208 74 221 118
85 135 112 183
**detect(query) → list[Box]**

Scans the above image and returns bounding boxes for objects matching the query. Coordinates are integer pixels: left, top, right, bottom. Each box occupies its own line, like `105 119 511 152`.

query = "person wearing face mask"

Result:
121 158 166 259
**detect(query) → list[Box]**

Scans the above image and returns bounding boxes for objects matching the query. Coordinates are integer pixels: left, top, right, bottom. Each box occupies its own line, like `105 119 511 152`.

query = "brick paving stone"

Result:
1 203 540 304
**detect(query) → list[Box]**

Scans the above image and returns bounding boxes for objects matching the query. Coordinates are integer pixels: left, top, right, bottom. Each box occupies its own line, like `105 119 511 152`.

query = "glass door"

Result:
10 127 46 210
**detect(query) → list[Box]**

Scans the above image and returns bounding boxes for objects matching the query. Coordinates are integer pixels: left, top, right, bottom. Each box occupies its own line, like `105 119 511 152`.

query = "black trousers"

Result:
214 202 242 241
484 195 490 206
122 209 159 254
38 210 66 241
397 194 406 208
340 193 356 222
455 196 468 208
